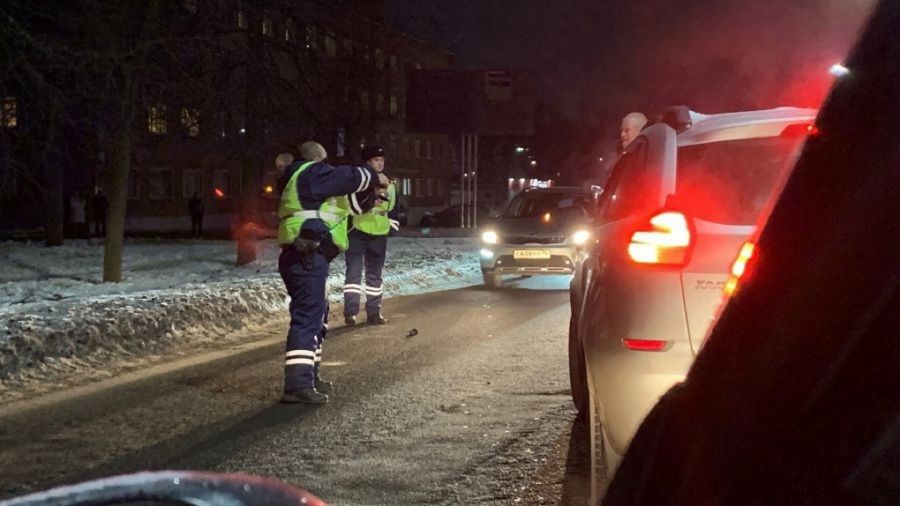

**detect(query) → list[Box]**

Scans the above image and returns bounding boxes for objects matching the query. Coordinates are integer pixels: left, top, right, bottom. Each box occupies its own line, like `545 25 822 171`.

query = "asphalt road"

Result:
0 277 594 505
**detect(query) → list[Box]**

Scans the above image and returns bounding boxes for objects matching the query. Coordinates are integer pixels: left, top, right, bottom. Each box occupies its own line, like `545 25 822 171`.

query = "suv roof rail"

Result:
655 106 693 132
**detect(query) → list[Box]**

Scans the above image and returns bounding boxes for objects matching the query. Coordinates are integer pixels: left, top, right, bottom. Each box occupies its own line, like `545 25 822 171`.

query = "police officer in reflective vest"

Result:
343 146 400 326
278 141 388 404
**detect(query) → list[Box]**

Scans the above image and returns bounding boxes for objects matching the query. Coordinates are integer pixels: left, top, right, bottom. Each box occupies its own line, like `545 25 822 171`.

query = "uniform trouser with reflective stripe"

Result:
279 246 329 393
343 229 387 318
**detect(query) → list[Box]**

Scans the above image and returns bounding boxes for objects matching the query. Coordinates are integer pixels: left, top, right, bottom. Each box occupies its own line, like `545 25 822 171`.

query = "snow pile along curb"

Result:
0 238 481 388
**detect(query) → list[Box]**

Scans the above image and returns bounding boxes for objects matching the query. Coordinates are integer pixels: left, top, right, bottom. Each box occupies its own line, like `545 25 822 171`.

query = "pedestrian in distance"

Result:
277 141 389 405
188 191 204 237
68 192 87 239
343 145 399 326
92 189 108 237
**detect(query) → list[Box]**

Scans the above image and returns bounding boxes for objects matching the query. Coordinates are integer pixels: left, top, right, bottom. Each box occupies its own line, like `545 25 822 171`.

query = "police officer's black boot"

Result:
367 313 387 325
315 376 334 394
281 388 328 405
345 315 356 326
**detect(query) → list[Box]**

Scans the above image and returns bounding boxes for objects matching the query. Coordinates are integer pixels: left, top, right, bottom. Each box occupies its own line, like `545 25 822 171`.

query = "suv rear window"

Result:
504 193 592 218
676 136 803 225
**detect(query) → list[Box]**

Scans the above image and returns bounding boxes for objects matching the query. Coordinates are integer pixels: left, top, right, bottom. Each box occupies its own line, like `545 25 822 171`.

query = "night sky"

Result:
386 0 874 138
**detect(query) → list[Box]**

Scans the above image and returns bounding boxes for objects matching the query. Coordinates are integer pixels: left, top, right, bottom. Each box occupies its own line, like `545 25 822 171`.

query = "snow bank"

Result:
0 238 480 388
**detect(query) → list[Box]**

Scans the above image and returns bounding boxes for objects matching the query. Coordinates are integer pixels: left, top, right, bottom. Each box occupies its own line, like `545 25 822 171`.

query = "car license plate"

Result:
514 249 551 260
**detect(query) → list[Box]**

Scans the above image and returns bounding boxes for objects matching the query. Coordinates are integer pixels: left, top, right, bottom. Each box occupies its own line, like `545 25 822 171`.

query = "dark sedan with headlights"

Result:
479 187 595 287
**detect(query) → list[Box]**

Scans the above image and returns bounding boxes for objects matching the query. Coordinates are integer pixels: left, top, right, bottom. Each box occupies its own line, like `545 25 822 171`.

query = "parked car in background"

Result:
418 203 500 228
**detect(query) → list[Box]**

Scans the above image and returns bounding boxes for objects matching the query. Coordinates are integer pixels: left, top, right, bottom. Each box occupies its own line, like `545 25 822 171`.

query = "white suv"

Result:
568 106 817 495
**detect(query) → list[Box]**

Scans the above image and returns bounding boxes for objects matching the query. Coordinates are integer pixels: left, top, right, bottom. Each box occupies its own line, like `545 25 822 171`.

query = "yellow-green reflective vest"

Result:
278 161 352 251
354 183 396 236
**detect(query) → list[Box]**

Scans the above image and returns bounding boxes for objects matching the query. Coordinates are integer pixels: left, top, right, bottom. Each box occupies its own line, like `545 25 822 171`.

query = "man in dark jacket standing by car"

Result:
342 146 399 326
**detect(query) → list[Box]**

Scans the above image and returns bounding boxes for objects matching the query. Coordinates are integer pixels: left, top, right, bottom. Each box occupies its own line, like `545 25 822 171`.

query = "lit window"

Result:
325 35 337 57
237 9 247 29
148 104 168 135
181 107 200 138
305 26 318 49
284 18 294 42
390 95 398 116
262 16 273 36
2 97 16 128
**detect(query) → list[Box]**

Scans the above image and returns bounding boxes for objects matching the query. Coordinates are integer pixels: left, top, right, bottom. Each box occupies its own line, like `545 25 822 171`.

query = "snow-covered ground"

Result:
0 238 481 391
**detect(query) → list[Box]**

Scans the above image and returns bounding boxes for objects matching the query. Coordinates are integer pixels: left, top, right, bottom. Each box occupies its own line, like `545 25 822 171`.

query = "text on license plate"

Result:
514 249 551 259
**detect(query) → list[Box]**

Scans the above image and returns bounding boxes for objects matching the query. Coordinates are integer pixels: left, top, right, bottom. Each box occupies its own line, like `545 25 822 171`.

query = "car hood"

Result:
489 217 590 237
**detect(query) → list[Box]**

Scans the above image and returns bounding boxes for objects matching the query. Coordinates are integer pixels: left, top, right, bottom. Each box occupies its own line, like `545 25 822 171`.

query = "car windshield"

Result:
503 193 591 218
676 136 804 225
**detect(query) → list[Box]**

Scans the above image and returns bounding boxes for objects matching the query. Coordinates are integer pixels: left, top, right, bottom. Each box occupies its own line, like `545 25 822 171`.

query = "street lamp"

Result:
515 146 526 153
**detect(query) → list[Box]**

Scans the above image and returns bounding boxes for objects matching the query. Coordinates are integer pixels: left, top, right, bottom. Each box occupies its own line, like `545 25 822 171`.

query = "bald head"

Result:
275 153 294 172
620 112 648 147
299 141 327 162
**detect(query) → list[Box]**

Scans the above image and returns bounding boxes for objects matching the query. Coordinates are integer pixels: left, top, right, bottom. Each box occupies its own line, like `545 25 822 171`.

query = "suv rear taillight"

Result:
627 211 693 267
724 241 756 296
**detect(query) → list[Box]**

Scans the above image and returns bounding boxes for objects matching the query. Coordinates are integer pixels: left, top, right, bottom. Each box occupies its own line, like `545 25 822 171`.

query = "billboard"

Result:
406 69 536 136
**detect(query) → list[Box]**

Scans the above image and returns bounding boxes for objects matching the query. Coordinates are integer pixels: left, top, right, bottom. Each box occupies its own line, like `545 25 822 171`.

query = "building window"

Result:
375 49 384 69
426 178 435 197
147 104 168 135
390 95 398 116
212 170 232 198
400 178 412 196
127 170 141 200
236 8 247 29
148 168 174 200
425 141 433 160
283 18 295 42
360 91 370 112
183 0 198 14
305 26 318 49
324 35 337 57
415 178 424 197
180 107 200 138
262 15 273 36
376 94 384 114
437 179 444 197
413 139 422 158
2 97 16 128
182 169 204 199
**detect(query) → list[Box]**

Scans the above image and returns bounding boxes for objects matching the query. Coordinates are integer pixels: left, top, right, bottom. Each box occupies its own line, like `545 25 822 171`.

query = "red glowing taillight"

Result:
622 339 670 352
627 211 693 267
214 188 225 198
724 241 756 296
